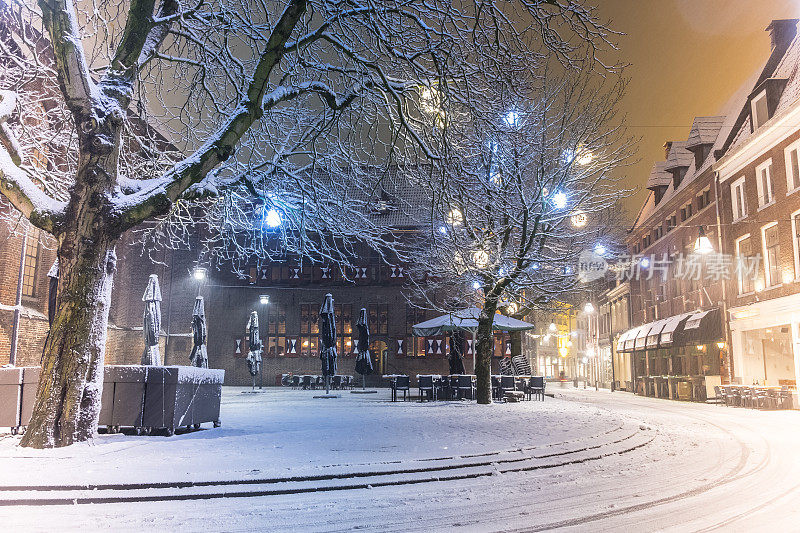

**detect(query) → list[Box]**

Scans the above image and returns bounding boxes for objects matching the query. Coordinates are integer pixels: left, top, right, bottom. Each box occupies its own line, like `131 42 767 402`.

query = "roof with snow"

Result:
685 116 726 149
720 19 800 155
630 19 800 235
646 162 671 191
663 141 693 171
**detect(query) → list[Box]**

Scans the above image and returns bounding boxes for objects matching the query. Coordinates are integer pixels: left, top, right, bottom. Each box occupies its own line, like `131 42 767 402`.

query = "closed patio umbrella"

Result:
41 260 58 363
449 330 466 375
246 311 262 390
141 274 162 366
319 293 338 394
354 308 373 389
190 296 208 368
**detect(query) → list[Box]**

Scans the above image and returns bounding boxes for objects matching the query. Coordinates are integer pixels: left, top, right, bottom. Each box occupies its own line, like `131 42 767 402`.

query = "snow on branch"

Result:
0 90 66 230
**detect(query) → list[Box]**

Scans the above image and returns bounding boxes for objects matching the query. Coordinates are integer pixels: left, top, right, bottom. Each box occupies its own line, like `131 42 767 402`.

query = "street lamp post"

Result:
258 294 269 389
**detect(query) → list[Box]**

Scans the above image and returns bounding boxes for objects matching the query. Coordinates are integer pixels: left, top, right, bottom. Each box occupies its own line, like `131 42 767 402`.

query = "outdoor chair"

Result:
713 386 728 406
491 376 502 400
315 376 324 389
291 375 300 389
500 375 516 399
301 375 312 390
418 375 436 402
778 386 794 409
456 375 475 400
393 376 410 402
526 376 545 401
332 375 342 390
342 376 351 389
727 386 742 407
765 388 780 410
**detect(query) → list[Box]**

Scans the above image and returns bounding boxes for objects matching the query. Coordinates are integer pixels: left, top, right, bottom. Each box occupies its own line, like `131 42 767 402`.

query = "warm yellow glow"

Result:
446 208 463 226
576 151 593 166
549 323 557 332
302 341 309 347
506 302 519 315
716 341 726 350
472 250 490 269
696 344 706 351
694 235 713 254
559 347 568 357
570 211 588 227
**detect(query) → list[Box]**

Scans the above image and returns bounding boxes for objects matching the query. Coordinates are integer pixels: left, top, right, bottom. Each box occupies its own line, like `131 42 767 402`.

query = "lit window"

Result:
755 159 774 207
785 140 800 192
735 235 755 294
731 177 748 221
21 227 40 297
793 211 800 281
751 90 769 129
762 223 781 287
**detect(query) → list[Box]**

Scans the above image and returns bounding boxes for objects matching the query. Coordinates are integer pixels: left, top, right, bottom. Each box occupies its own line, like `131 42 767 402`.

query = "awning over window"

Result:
624 325 642 352
634 323 653 351
660 312 694 347
646 319 669 349
682 308 723 345
684 310 711 330
616 329 633 352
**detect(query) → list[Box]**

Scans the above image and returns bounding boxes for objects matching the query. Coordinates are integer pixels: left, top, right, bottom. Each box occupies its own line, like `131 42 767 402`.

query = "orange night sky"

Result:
596 0 800 220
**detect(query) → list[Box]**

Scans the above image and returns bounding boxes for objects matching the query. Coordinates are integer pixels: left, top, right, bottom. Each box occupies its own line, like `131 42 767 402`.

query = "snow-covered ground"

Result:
1 385 799 531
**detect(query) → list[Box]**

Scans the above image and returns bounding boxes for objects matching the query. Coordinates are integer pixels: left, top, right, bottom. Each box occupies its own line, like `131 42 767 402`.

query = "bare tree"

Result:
406 60 634 404
0 0 616 447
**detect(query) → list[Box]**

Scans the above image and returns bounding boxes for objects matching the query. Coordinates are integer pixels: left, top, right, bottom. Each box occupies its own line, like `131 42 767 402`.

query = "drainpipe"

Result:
714 171 734 384
9 227 28 366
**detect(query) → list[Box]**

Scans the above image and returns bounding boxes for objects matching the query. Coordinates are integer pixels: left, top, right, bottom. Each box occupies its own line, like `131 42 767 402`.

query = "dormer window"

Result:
751 90 769 129
672 166 687 188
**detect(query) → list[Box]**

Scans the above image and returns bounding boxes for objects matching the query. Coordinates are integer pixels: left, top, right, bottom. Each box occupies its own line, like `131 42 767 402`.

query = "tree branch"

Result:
0 90 66 232
37 0 95 113
114 0 309 230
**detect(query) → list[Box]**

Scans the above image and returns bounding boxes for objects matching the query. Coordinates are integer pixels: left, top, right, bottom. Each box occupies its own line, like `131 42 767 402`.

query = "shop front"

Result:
729 294 800 389
617 309 725 402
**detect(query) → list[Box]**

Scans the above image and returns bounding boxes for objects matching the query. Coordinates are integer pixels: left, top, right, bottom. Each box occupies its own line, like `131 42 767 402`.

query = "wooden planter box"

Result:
2 365 223 436
0 367 40 434
142 366 225 436
0 367 23 432
99 365 148 430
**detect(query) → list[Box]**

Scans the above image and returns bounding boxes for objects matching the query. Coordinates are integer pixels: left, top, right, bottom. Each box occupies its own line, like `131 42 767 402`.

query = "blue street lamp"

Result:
265 209 282 228
552 191 568 210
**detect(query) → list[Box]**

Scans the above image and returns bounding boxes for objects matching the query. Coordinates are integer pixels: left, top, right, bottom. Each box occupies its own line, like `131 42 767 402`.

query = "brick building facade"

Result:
618 18 800 400
714 19 800 389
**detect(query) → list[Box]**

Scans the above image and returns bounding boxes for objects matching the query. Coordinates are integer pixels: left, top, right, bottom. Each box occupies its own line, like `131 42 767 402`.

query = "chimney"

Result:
766 19 798 51
663 141 673 159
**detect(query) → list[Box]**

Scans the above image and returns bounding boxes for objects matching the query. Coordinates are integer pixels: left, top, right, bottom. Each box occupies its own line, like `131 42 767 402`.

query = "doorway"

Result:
370 340 388 374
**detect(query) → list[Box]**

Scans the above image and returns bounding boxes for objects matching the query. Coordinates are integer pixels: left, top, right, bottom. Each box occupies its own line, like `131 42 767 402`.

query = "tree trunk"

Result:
19 236 117 448
475 301 498 404
20 100 123 448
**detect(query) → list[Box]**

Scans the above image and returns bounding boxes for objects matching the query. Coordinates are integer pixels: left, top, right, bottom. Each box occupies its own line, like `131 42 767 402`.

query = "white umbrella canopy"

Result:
411 307 534 336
